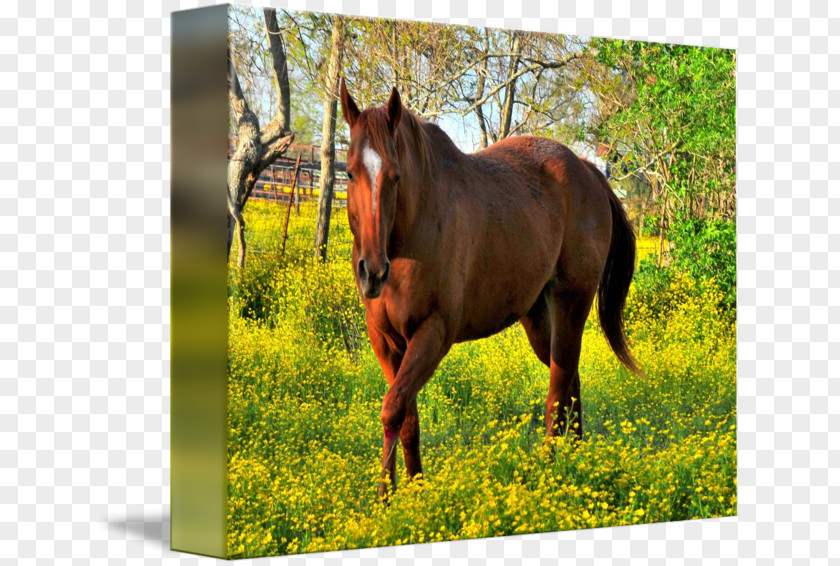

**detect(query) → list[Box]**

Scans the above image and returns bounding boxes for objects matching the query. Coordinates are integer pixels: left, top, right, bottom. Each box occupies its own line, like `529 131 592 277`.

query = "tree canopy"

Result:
228 8 736 280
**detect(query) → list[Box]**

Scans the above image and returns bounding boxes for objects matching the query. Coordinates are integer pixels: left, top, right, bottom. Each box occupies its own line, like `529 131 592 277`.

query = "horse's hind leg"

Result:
520 291 551 368
544 286 597 439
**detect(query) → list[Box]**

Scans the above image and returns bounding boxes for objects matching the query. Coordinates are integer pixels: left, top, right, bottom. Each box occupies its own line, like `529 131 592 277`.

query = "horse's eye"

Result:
347 171 354 181
394 174 400 183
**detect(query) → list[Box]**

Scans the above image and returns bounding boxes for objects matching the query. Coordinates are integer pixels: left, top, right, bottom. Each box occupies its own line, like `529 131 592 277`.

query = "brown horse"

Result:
339 79 639 497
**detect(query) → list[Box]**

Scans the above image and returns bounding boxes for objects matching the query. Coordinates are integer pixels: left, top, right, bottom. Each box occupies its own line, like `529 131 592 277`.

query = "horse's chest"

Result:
366 283 433 344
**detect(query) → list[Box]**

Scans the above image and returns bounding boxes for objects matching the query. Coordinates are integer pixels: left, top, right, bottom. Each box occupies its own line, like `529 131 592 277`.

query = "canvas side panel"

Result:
170 4 229 559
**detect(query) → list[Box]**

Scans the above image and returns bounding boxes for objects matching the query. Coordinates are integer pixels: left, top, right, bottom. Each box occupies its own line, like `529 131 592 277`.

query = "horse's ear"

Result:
340 77 360 128
385 86 402 135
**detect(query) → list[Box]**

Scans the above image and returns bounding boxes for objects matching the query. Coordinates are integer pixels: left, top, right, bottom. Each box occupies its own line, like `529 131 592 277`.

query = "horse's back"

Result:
440 137 605 341
493 137 614 293
475 136 595 192
468 135 612 240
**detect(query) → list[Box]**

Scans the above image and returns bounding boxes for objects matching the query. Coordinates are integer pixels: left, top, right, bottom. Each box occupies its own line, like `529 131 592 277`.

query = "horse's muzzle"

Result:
358 258 390 299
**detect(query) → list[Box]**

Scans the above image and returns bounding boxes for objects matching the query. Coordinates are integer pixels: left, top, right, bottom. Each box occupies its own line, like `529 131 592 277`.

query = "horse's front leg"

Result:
379 315 449 499
399 398 422 480
367 327 405 497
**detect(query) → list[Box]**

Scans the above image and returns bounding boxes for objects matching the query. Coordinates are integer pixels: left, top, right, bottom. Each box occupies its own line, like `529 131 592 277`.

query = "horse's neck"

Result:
391 163 426 255
392 126 461 256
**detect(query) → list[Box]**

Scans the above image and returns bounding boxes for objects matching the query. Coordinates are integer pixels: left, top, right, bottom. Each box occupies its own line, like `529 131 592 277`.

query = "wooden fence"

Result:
229 139 350 206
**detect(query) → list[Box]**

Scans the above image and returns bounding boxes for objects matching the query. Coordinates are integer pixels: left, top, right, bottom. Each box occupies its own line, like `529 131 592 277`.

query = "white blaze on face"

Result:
362 143 382 219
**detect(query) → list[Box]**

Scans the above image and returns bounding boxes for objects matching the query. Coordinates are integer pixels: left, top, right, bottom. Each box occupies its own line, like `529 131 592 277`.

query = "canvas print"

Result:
222 5 735 558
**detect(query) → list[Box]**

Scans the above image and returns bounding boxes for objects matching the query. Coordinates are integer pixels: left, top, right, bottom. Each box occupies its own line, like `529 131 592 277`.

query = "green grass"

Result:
225 200 736 557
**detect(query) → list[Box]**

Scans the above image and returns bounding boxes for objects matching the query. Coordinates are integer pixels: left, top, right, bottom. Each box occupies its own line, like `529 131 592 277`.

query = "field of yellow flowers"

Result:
226 200 736 558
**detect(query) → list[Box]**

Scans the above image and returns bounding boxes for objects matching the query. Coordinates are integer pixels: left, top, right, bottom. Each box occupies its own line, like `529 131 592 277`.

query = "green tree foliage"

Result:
668 215 736 311
587 39 736 306
230 10 737 304
590 39 736 220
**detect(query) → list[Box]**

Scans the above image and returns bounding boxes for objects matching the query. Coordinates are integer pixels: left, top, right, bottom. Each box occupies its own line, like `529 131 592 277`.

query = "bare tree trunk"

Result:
391 21 399 88
226 8 295 268
474 34 490 149
314 17 345 261
638 197 646 233
226 213 235 261
498 31 522 140
475 81 489 148
236 213 246 268
263 8 290 133
657 193 668 268
227 68 260 270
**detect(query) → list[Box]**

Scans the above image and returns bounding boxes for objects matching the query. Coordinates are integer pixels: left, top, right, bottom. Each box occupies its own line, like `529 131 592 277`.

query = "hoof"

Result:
377 478 395 504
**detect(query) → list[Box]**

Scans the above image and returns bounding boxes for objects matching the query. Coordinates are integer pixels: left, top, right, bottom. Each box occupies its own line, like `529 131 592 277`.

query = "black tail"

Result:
586 162 641 375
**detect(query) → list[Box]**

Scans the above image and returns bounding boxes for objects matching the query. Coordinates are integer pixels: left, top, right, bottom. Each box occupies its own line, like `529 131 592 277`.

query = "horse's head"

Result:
339 78 403 299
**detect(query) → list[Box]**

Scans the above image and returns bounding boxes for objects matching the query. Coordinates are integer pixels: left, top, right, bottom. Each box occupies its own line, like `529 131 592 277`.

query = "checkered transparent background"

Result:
0 0 836 563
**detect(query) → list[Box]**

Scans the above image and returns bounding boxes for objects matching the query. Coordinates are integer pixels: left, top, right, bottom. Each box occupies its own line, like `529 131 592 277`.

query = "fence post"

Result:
294 164 301 214
281 155 303 256
271 165 277 202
